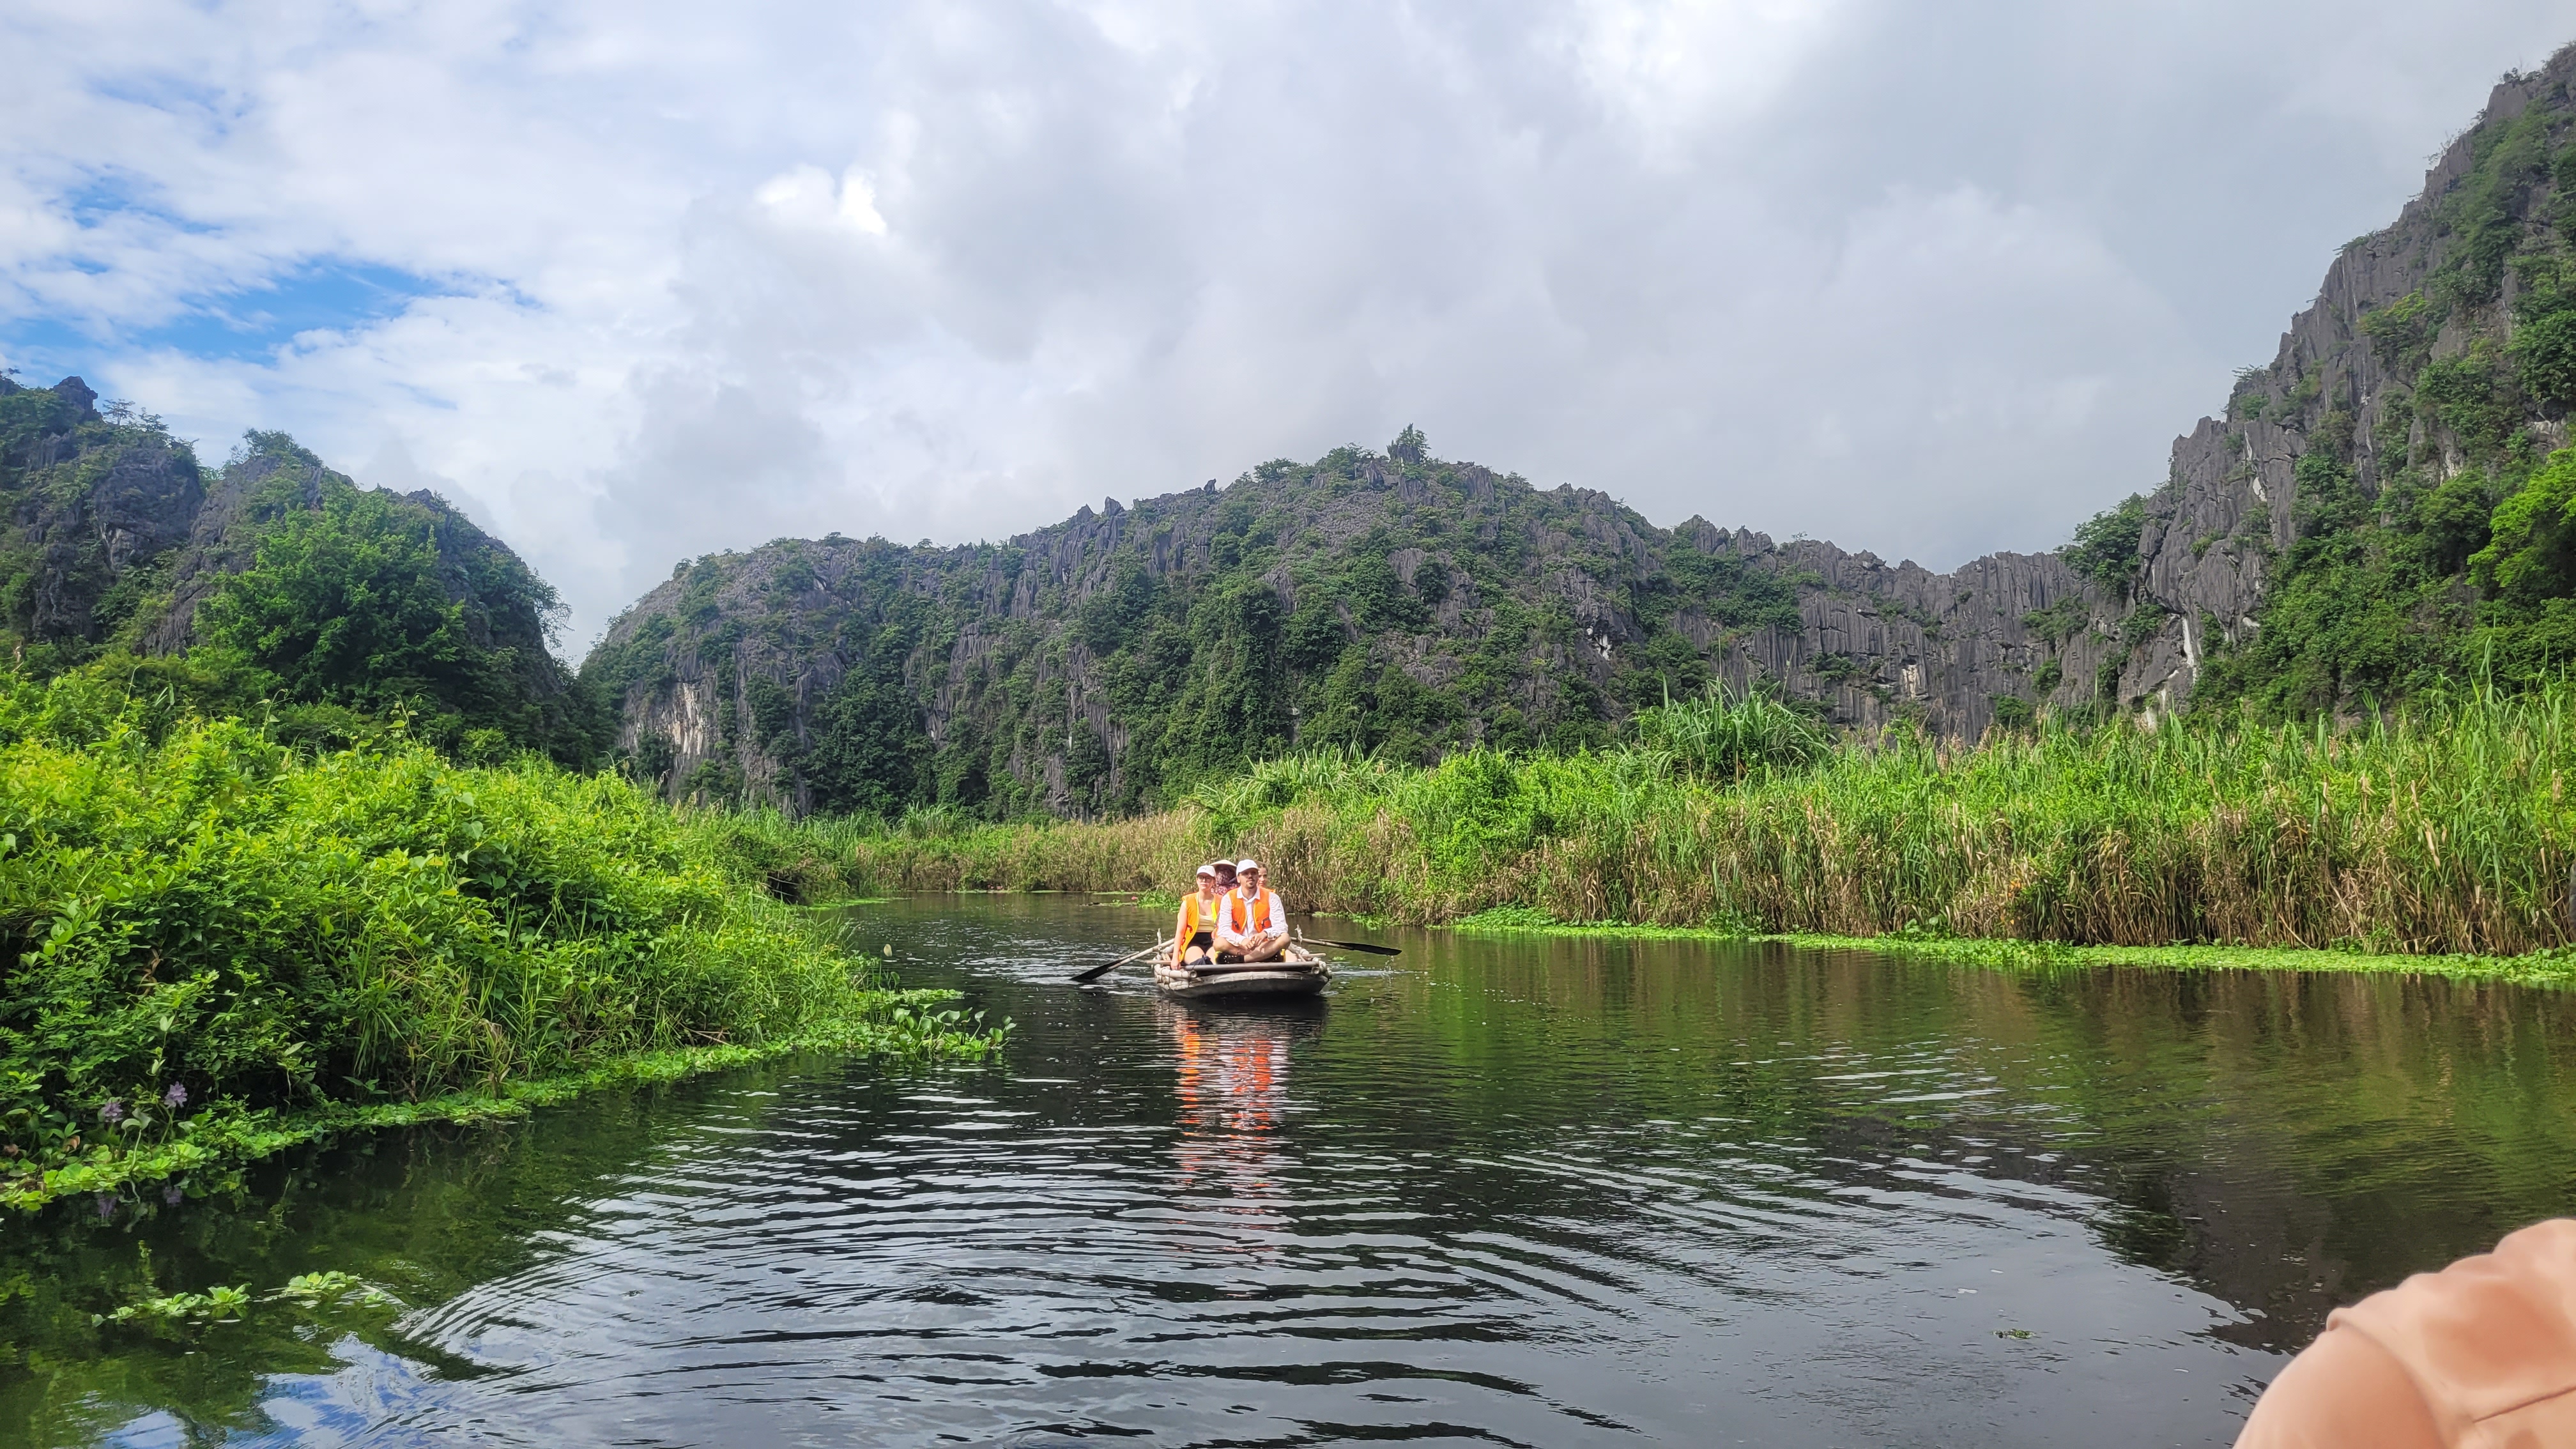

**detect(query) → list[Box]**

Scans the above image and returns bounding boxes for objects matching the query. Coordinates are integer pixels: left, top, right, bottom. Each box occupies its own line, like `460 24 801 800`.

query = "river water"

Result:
10 896 2576 1448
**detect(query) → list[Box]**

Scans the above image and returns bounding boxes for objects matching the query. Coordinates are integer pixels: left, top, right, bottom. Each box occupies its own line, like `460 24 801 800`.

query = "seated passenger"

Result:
1172 863 1222 967
1216 859 1290 962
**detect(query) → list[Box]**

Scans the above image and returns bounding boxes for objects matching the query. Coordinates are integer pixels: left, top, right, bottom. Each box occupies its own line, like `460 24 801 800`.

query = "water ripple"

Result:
46 900 2576 1448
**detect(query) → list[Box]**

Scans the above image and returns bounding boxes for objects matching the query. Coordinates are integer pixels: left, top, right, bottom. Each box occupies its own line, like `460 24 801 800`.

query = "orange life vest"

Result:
1223 887 1278 935
1179 893 1216 942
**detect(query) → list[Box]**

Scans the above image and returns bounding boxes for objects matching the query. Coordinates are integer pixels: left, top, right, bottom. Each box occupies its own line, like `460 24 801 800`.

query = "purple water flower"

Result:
98 1100 125 1125
163 1183 183 1206
94 1193 116 1220
162 1083 187 1110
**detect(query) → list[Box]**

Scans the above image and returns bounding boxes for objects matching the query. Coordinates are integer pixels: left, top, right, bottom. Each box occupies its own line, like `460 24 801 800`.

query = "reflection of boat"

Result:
1165 1000 1320 1224
1154 945 1332 1000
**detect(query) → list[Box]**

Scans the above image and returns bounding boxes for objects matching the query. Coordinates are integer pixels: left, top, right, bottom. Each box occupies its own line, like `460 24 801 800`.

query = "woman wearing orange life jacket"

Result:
1216 859 1289 962
1172 863 1223 967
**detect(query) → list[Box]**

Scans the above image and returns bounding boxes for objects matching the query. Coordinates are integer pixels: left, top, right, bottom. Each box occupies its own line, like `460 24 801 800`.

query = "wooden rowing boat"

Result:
1153 944 1332 1000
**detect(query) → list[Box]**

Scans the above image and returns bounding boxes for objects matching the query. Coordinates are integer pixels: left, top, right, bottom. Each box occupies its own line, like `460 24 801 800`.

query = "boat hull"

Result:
1154 948 1331 1000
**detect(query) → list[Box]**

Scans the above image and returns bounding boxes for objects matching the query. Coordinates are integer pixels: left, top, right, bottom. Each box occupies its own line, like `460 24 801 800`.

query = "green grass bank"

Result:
0 671 1002 1214
1437 908 2576 985
848 681 2576 975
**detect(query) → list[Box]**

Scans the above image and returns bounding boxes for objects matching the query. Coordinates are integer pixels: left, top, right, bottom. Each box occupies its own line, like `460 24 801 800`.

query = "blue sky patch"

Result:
1 261 450 379
59 171 216 235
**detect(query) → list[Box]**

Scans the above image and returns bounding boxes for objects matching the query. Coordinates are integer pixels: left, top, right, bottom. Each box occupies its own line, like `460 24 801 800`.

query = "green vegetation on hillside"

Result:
583 439 1825 820
0 668 1000 1213
2197 98 2576 714
194 442 610 765
0 384 609 768
850 682 2576 963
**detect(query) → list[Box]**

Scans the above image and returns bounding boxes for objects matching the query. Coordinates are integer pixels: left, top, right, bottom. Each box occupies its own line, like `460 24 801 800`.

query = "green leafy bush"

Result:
2061 496 2147 597
2472 450 2576 606
2515 309 2576 409
0 669 999 1207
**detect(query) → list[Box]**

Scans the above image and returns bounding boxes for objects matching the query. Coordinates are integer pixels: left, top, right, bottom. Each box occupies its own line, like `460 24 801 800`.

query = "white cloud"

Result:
6 0 2576 650
1558 0 1850 155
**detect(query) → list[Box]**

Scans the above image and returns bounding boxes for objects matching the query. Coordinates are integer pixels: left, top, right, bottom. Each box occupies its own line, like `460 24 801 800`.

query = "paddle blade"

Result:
1073 942 1164 983
1312 937 1402 956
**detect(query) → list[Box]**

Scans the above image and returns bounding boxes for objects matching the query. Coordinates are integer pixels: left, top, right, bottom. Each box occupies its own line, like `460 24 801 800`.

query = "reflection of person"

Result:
1167 1007 1295 1227
2234 1218 2576 1448
1172 863 1222 967
1216 859 1288 962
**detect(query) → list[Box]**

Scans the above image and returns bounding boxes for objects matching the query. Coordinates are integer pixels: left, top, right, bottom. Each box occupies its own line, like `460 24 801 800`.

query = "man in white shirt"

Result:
1215 859 1290 962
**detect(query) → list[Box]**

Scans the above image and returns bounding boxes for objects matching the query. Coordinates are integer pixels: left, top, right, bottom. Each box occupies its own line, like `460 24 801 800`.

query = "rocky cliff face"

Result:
0 376 205 656
589 43 2576 816
2135 47 2576 710
584 450 2115 817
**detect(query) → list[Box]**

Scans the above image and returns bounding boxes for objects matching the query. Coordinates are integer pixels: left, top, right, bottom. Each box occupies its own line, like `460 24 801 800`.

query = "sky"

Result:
6 1 2576 653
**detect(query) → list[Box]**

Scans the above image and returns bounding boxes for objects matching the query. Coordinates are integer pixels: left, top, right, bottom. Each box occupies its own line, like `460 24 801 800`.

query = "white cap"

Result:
1236 858 1261 872
1194 862 1218 878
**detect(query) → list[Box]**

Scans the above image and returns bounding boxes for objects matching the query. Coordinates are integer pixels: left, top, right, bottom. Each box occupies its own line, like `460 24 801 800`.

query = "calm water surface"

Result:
10 896 2576 1447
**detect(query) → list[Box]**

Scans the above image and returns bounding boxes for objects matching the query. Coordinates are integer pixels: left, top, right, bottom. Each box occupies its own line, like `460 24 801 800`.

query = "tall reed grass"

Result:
853 680 2576 958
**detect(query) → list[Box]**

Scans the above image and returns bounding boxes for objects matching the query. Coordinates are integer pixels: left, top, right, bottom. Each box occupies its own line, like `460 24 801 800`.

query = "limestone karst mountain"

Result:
583 449 2104 818
19 41 2576 816
582 43 2576 816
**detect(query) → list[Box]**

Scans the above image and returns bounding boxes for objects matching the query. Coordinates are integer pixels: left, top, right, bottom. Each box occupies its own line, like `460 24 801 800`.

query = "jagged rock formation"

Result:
0 376 206 656
585 447 2122 816
567 38 2576 815
2136 47 2576 712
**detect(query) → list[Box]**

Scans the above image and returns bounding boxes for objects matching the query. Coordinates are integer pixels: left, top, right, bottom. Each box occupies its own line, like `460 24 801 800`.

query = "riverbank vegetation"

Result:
847 680 2576 965
0 668 1000 1213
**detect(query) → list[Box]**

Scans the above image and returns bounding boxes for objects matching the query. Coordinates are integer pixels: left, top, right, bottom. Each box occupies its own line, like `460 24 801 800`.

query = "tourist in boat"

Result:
1216 859 1289 962
1172 863 1223 967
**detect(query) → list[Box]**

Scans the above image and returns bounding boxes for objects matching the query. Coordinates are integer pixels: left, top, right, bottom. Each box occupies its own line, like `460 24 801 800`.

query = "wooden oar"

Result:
1071 942 1162 984
1295 930 1401 956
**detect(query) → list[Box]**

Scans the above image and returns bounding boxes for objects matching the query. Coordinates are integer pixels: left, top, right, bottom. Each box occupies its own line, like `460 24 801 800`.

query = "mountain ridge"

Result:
580 443 2111 816
579 40 2576 816
18 40 2576 815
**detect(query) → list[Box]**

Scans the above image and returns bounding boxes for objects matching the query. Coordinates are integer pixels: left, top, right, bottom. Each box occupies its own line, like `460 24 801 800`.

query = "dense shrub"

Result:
0 670 993 1200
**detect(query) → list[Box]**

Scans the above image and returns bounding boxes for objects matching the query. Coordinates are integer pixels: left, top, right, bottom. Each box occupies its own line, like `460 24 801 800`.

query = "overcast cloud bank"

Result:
6 0 2576 647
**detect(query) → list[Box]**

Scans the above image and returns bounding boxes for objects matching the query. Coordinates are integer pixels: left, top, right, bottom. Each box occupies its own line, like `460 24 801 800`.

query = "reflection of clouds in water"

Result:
1167 1006 1300 1232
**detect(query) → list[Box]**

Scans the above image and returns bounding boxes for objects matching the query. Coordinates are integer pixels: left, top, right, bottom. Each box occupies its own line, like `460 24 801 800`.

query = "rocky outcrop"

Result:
0 378 578 739
0 376 204 653
585 454 2137 813
1710 534 2101 740
2125 47 2576 712
592 43 2576 813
